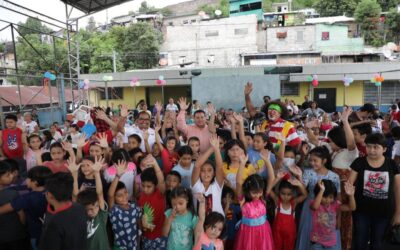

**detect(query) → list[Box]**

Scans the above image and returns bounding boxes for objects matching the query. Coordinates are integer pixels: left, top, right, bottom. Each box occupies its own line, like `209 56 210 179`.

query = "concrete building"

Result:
161 14 259 67
0 42 15 86
266 25 316 52
82 62 400 113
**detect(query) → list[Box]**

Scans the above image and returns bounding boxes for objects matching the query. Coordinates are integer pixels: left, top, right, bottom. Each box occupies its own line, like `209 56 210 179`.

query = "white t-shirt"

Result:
166 103 179 112
70 132 81 145
191 179 224 216
393 140 400 159
123 125 156 152
172 162 194 188
332 148 359 170
23 120 38 134
53 131 63 141
104 166 135 197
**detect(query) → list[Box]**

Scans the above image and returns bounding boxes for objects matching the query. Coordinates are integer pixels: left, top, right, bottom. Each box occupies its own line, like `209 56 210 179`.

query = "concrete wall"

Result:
161 15 259 67
266 25 316 52
192 74 280 111
315 24 364 54
277 54 321 65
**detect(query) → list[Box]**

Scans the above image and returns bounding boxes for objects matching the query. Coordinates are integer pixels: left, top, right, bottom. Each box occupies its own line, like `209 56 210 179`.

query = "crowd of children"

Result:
0 85 400 250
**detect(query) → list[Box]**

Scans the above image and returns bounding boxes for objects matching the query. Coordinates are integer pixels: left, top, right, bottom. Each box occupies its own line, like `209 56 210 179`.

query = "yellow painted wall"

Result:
282 81 364 107
89 87 146 108
89 86 190 108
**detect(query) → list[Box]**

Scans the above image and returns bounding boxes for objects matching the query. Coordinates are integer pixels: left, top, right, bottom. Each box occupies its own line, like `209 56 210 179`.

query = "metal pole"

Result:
378 85 382 111
65 3 75 110
105 81 109 107
59 74 66 119
10 24 22 109
134 87 136 110
112 51 117 73
0 92 4 129
49 79 54 122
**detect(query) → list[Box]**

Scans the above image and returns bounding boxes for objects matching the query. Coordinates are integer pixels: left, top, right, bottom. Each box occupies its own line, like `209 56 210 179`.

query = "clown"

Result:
244 82 301 150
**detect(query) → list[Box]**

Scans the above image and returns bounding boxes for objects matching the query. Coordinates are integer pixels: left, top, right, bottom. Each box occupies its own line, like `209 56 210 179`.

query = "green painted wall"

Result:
315 24 364 53
229 0 263 20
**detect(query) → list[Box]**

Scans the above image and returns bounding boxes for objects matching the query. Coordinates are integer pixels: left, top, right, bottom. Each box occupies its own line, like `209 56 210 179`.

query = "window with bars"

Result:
363 80 400 105
100 87 123 100
281 81 300 96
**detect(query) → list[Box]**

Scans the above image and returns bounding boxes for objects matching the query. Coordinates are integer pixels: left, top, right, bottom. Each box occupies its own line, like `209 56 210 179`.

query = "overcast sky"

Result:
0 0 189 41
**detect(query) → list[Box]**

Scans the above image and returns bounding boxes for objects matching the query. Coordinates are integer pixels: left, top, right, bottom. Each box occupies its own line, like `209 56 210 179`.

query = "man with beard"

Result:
244 82 301 150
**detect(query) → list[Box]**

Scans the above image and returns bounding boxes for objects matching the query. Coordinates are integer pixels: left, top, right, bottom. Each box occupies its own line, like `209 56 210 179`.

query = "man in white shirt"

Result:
122 111 156 152
165 98 179 113
22 112 39 134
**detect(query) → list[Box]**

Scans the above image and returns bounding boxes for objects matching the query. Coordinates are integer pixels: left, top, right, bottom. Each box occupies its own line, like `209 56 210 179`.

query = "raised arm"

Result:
341 106 356 151
236 155 248 202
67 156 81 201
75 133 88 163
154 125 165 151
176 97 189 135
341 181 356 211
96 109 118 134
208 104 217 134
244 82 257 117
154 101 162 126
92 156 106 210
310 180 324 210
289 178 308 205
210 135 224 186
260 149 275 195
194 194 206 246
192 147 214 185
107 160 127 210
143 131 151 154
233 113 247 149
149 155 166 194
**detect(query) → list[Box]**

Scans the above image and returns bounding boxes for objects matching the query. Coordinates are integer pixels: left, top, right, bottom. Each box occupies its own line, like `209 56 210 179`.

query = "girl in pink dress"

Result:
234 156 275 250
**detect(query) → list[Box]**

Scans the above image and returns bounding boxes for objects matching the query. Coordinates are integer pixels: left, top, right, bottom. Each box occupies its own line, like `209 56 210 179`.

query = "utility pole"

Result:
112 51 117 73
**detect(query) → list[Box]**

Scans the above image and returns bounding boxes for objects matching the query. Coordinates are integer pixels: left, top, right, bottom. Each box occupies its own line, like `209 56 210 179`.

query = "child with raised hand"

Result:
0 166 52 250
155 124 179 175
310 180 356 250
193 194 225 250
76 156 108 193
234 155 274 250
270 174 307 250
104 149 136 198
138 155 167 249
172 145 194 188
108 159 142 250
24 134 44 171
191 134 225 215
296 146 341 250
162 186 198 250
247 132 276 178
70 156 110 250
43 141 75 173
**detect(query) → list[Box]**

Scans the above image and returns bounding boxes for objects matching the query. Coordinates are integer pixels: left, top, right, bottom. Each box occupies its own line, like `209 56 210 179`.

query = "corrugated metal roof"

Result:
0 86 78 106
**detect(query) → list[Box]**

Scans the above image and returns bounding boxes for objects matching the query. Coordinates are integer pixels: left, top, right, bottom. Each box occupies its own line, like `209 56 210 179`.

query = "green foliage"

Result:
198 0 230 18
120 22 162 70
262 0 317 12
0 43 4 53
355 0 384 46
377 0 400 11
386 7 400 43
314 0 358 17
139 1 157 14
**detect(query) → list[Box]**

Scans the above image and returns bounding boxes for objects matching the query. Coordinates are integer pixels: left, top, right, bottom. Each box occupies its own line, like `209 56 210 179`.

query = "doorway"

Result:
314 88 336 112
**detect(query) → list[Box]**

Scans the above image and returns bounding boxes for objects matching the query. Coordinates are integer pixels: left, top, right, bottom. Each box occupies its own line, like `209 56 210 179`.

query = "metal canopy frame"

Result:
60 0 134 14
0 0 134 128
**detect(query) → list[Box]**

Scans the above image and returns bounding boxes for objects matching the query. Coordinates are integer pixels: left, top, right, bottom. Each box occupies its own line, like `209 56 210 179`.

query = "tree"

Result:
377 0 400 11
386 7 400 43
120 22 162 70
15 17 67 85
314 0 358 16
86 17 97 32
355 0 384 46
138 1 157 14
198 0 230 18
